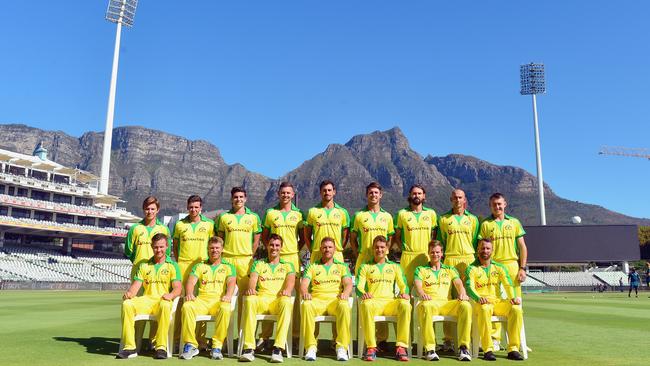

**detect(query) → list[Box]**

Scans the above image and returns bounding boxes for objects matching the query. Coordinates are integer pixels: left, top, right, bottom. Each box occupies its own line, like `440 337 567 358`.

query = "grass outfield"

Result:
0 291 647 366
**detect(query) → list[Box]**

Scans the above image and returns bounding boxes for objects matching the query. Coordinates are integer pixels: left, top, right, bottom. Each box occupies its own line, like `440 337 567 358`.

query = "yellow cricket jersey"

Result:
190 259 236 297
352 207 395 256
414 264 460 301
306 203 350 252
356 259 409 299
395 207 438 252
303 260 352 297
479 215 526 262
263 204 305 255
436 210 479 257
173 214 215 262
250 259 296 297
214 207 262 257
133 257 181 296
464 260 515 302
125 219 172 264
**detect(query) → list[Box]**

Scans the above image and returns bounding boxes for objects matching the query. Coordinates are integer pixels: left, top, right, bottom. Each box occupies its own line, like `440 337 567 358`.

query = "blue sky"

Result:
1 1 649 219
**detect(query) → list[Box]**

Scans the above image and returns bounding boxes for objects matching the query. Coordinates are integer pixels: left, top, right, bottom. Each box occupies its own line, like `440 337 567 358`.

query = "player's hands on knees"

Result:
302 293 313 300
399 293 410 300
517 269 527 283
221 294 232 303
511 297 522 305
457 293 470 301
361 293 373 300
245 288 257 296
420 293 432 301
279 289 292 297
185 293 196 302
479 297 490 305
161 293 175 301
338 293 349 300
123 291 135 300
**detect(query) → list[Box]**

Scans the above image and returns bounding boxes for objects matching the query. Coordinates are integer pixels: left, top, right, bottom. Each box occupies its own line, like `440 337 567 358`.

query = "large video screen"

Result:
523 225 640 263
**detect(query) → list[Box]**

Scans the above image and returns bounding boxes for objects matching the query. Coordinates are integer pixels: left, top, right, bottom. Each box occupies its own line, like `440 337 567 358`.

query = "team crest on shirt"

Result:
217 268 226 274
331 269 340 275
504 224 513 231
385 268 394 274
244 219 252 225
461 218 470 226
332 212 340 219
379 217 387 224
161 269 169 275
277 267 286 273
198 227 207 233
289 216 298 222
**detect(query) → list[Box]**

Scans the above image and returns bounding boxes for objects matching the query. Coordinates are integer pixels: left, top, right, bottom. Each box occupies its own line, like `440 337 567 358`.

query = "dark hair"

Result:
320 236 335 246
268 233 284 245
187 195 202 205
428 240 443 251
151 233 168 245
409 184 426 195
319 180 336 190
366 181 382 194
231 186 247 197
279 181 294 190
142 196 160 210
478 238 492 248
489 192 506 201
372 235 388 246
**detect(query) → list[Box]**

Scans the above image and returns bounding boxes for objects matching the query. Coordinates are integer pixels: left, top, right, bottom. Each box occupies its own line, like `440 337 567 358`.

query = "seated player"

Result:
179 236 236 360
117 233 182 359
300 237 353 361
356 236 411 361
465 239 524 361
239 234 296 363
413 240 472 361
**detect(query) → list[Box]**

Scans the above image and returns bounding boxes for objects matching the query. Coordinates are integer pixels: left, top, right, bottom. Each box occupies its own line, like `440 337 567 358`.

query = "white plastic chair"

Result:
177 288 239 357
471 312 528 359
118 296 180 358
237 296 295 358
297 296 354 358
357 300 413 358
412 297 458 358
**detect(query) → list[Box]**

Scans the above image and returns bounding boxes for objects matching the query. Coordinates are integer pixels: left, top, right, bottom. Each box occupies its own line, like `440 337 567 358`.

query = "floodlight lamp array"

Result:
520 63 546 95
106 0 138 27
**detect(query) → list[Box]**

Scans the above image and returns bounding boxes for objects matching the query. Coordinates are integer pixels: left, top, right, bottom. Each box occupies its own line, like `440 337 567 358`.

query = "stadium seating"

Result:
527 271 598 287
592 271 627 286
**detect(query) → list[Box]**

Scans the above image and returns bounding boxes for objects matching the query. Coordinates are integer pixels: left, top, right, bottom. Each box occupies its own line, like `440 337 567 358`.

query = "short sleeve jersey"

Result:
306 203 350 252
414 264 460 301
133 257 181 297
629 272 641 285
479 215 526 262
465 260 515 302
352 208 395 256
395 207 438 253
303 260 352 297
173 214 215 262
250 259 296 297
190 260 236 297
214 207 262 257
356 259 409 299
125 219 172 264
263 204 305 255
436 210 480 257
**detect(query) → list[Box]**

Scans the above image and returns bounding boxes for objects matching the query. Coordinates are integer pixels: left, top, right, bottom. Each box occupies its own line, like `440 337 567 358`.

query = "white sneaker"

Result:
425 350 440 361
270 348 284 363
239 349 255 362
304 348 317 361
458 346 472 361
493 339 501 352
336 347 349 361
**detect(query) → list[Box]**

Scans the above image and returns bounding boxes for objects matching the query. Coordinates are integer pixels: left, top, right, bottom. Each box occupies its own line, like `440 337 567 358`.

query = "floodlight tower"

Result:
520 63 547 225
100 0 138 195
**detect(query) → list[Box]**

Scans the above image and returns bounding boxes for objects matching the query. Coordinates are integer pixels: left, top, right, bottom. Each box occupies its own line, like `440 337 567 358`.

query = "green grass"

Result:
0 291 647 365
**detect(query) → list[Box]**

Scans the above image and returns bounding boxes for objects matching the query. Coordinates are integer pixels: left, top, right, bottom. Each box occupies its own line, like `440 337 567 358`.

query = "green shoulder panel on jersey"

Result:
302 262 313 279
464 266 480 301
414 265 425 281
189 262 202 278
250 259 262 274
262 207 274 229
339 204 351 228
226 261 237 277
124 223 139 262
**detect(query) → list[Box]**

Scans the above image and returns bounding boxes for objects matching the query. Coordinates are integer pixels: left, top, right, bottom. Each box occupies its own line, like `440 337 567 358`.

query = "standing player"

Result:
239 234 296 363
300 237 354 361
414 240 472 361
628 268 640 297
394 184 438 286
465 239 524 361
351 182 395 275
305 180 350 264
214 187 262 296
260 181 305 347
117 233 181 359
479 193 528 350
356 236 411 362
179 236 236 360
124 196 171 279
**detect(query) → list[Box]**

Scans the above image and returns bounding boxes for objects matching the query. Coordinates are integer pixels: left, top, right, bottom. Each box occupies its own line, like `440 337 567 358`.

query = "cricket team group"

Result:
117 180 528 362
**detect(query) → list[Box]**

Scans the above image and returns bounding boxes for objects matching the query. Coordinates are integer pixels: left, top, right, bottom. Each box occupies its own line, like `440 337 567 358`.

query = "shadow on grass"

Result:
53 336 120 356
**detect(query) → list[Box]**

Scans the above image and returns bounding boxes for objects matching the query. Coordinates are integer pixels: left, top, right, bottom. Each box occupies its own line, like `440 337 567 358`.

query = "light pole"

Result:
520 63 547 225
100 0 138 195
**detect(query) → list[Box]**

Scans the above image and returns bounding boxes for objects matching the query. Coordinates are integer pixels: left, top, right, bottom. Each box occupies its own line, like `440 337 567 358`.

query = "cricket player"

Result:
125 196 172 279
465 239 524 361
173 195 215 284
239 234 296 363
179 236 236 360
394 184 438 286
352 181 394 275
117 233 181 360
356 236 411 361
413 240 472 361
214 186 262 295
305 180 350 264
300 237 353 361
479 192 528 349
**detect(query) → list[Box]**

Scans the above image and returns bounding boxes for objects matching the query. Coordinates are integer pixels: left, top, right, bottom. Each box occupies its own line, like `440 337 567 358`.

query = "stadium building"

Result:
0 143 139 289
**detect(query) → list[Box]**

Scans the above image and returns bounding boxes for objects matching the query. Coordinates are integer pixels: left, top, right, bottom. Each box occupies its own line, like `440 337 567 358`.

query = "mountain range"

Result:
0 123 646 226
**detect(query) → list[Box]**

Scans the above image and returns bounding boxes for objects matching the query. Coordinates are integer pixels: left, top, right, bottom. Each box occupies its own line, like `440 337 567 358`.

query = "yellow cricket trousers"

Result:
241 295 293 350
121 296 173 351
359 297 411 348
417 299 471 351
474 299 523 353
300 296 351 351
181 296 232 349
